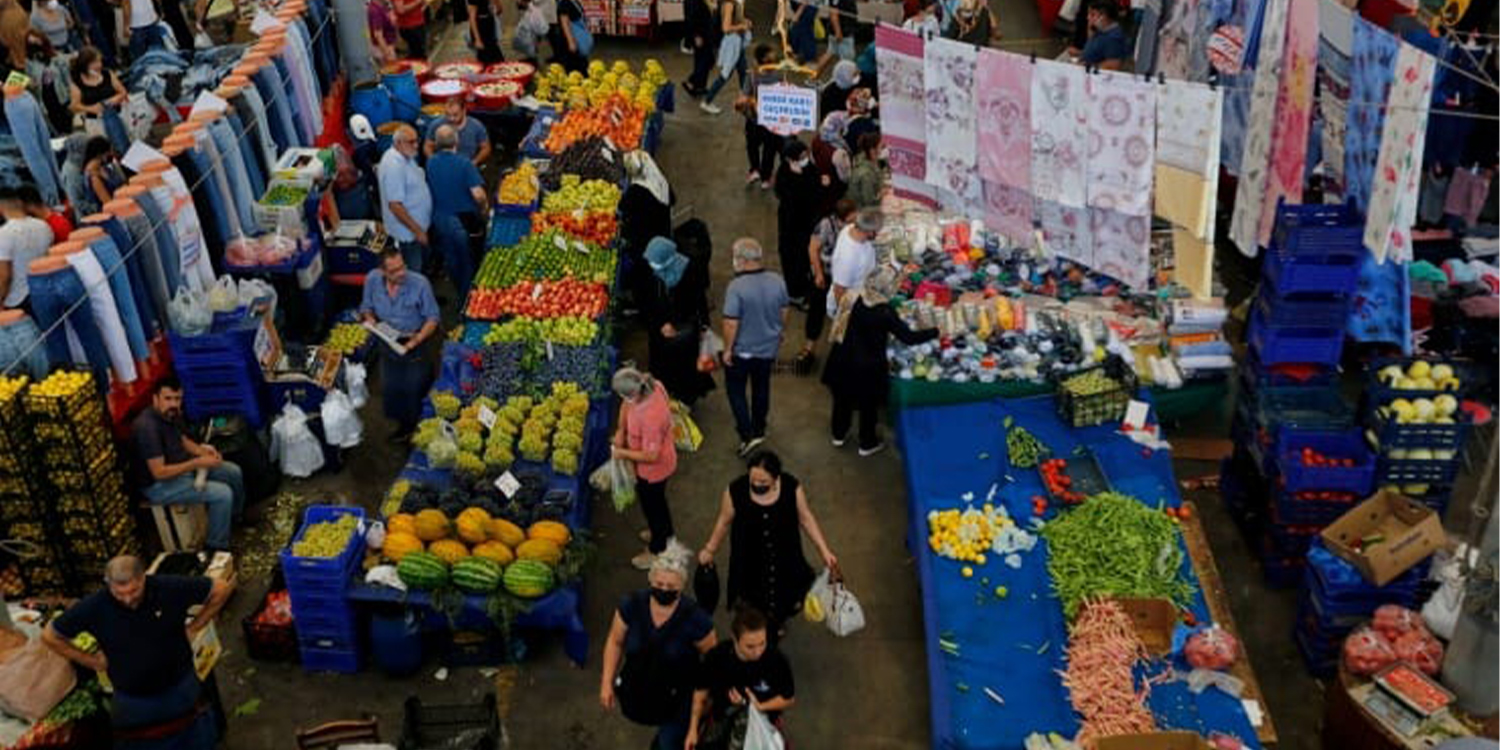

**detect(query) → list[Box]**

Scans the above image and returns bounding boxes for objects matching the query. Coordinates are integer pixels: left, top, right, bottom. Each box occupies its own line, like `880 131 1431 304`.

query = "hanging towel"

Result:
975 48 1032 241
875 25 935 204
1363 43 1436 264
1085 70 1156 290
1344 17 1399 214
923 37 978 211
1257 0 1319 246
1227 0 1291 256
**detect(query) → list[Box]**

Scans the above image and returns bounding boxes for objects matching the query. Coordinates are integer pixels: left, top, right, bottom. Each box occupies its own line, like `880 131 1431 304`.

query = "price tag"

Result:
1123 399 1151 431
573 240 589 254
552 234 568 250
494 471 521 498
601 148 614 163
545 340 554 360
478 404 497 429
531 282 543 300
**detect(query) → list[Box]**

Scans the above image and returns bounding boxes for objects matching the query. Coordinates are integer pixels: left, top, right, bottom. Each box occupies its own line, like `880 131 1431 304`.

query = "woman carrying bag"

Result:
601 542 717 750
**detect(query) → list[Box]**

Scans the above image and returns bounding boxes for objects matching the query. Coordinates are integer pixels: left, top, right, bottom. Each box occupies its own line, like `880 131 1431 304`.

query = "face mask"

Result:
650 587 680 606
751 482 774 495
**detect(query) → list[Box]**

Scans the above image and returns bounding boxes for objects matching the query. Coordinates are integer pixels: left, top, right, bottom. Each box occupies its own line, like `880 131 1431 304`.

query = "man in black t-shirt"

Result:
42 556 233 741
687 606 796 749
131 375 246 551
466 0 504 64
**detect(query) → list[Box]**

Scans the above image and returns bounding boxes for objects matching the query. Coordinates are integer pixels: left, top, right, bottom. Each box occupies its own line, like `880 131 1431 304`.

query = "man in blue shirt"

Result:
362 247 441 440
426 124 489 298
721 238 789 455
378 124 433 272
423 98 492 166
1079 1 1130 70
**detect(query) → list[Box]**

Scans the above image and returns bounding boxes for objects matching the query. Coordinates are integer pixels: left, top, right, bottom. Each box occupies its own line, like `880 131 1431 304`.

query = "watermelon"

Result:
503 559 555 598
453 557 503 593
398 551 449 590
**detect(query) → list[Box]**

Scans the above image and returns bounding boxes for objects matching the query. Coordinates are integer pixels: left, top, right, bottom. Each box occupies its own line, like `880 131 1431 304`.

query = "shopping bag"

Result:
698 329 724 373
804 567 832 623
168 286 211 335
269 405 325 478
570 18 595 55
824 569 866 637
345 362 370 408
744 705 785 750
207 275 239 311
669 400 703 452
610 457 637 511
320 390 364 448
0 635 75 720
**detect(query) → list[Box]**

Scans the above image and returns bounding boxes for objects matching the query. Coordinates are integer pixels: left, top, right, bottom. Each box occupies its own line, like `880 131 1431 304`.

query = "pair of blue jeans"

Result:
0 316 49 379
142 461 244 549
224 108 265 198
206 118 260 236
233 88 277 183
381 341 432 434
88 215 160 337
250 68 294 153
127 24 166 61
111 671 217 749
169 152 225 268
431 214 473 299
119 209 174 314
84 235 149 360
190 133 242 239
4 90 61 206
724 356 773 441
132 191 182 296
29 265 111 389
398 239 428 275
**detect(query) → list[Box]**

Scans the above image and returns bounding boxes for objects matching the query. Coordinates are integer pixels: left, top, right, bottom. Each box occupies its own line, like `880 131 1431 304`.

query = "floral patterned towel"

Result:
1363 43 1436 264
976 49 1032 241
1344 16 1398 214
1227 0 1289 257
875 26 931 203
1257 0 1318 247
1030 59 1086 209
923 38 978 209
1086 71 1156 289
1155 80 1222 245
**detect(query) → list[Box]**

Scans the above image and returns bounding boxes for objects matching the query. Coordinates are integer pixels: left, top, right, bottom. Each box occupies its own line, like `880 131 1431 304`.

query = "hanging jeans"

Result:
88 214 159 335
271 56 312 146
285 19 325 135
170 152 227 279
152 170 212 290
65 249 138 382
127 24 167 61
190 131 244 241
120 209 174 313
29 266 112 389
110 672 217 750
142 461 245 549
132 191 180 296
4 91 61 206
224 109 265 198
251 68 294 153
83 235 150 360
86 106 132 154
431 213 473 299
0 316 50 379
233 88 277 185
206 118 260 237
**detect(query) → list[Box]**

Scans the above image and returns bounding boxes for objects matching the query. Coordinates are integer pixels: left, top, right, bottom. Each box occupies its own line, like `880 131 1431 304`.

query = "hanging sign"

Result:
757 84 819 137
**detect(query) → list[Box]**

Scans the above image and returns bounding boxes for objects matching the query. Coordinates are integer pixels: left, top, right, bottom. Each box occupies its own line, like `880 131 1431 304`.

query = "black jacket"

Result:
822 300 937 401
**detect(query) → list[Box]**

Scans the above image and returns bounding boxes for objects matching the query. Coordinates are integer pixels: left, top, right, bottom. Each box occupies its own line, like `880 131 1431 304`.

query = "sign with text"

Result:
757 84 819 136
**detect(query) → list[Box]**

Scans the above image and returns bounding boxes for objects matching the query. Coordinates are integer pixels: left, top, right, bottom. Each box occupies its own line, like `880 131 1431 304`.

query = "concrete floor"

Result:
211 5 1333 748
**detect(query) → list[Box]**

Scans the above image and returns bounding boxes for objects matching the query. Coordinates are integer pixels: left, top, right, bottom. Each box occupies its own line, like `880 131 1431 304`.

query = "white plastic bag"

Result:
744 705 785 750
236 277 277 316
207 275 239 312
825 572 866 637
320 390 364 448
269 404 325 477
168 286 211 335
806 567 833 623
344 362 370 408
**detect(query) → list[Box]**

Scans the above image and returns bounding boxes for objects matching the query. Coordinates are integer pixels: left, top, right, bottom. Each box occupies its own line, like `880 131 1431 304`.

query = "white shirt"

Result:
827 224 875 317
128 0 159 29
0 217 56 307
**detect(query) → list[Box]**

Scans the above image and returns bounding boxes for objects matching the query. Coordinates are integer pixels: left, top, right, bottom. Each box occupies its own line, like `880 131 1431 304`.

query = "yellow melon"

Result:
527 520 570 546
383 531 423 562
386 513 417 537
472 541 515 566
414 509 451 542
516 538 562 565
456 508 492 544
487 518 525 548
429 538 470 564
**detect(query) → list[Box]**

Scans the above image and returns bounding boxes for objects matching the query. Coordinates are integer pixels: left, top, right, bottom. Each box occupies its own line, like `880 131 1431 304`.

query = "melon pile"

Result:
385 508 571 599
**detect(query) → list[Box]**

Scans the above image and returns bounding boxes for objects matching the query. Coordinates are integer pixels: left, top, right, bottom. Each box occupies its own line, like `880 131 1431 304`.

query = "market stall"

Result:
895 394 1271 749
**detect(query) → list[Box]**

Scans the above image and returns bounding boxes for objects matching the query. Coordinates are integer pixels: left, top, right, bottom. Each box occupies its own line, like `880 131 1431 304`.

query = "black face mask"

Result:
751 483 774 495
650 587 680 606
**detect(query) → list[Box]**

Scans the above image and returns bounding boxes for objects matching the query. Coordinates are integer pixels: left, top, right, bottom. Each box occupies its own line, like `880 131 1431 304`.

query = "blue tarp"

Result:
894 395 1263 750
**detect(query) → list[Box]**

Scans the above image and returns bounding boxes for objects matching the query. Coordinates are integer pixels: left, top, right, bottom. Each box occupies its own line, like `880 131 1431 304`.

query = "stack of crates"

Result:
1224 202 1368 587
279 505 366 674
1360 359 1472 516
1294 538 1431 676
25 371 140 585
168 321 269 428
0 374 69 595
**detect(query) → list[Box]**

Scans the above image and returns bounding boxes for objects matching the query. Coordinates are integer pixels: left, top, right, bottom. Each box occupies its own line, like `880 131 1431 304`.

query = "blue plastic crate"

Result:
1260 520 1320 558
291 607 359 641
1257 385 1355 430
1293 625 1340 677
280 505 366 593
488 213 532 249
168 322 261 357
1255 287 1352 329
1272 491 1360 525
1269 201 1366 258
299 644 361 674
1249 306 1345 366
1376 456 1461 486
1365 405 1472 452
1363 357 1475 407
1261 555 1306 589
1274 430 1377 495
520 106 558 159
1306 538 1429 598
184 390 267 428
1263 246 1362 296
326 243 380 276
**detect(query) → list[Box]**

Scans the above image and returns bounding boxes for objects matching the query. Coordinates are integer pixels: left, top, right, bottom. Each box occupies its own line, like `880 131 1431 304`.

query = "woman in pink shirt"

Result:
611 367 679 570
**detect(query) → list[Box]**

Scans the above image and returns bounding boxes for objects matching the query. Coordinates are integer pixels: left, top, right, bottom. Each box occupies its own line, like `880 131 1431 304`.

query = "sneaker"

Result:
831 434 847 447
737 435 767 456
858 442 887 457
700 101 723 115
631 551 656 570
638 529 652 544
788 296 808 311
760 180 773 190
679 39 692 54
745 170 761 185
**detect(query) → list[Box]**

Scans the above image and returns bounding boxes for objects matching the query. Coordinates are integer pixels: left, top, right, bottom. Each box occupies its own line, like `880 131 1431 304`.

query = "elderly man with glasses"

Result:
378 124 433 273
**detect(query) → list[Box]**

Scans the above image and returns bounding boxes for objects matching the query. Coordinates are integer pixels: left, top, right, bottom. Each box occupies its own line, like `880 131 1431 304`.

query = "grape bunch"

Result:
291 513 359 558
541 136 626 191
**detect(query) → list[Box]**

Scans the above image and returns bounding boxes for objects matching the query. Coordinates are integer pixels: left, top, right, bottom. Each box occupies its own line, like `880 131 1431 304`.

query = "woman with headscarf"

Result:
846 132 886 209
611 366 681 570
619 150 675 311
772 140 821 309
844 87 879 144
643 236 715 407
60 133 91 215
821 266 938 455
810 111 851 216
819 60 861 118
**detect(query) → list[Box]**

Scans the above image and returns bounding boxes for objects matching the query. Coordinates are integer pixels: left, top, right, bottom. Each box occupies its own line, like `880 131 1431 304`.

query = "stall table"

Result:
346 581 589 665
894 395 1267 749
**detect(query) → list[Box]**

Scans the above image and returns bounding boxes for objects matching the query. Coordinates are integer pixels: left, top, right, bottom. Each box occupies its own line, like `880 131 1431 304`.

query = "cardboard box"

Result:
1116 597 1175 656
1321 490 1445 586
1096 731 1212 750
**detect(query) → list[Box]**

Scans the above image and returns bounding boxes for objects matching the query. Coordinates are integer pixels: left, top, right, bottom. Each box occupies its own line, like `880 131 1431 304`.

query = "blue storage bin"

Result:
168 322 261 357
1272 492 1359 525
1269 201 1365 258
1275 430 1376 495
1376 456 1462 486
1255 287 1351 329
1249 306 1345 366
1260 555 1306 589
299 644 361 673
1263 247 1362 296
185 389 267 428
1365 405 1472 452
280 505 366 593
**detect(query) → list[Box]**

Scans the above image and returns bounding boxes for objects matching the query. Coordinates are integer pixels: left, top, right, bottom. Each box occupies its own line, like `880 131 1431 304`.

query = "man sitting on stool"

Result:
131 375 245 552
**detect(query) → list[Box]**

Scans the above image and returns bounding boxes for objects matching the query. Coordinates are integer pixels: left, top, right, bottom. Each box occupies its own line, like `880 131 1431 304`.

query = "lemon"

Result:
1406 361 1432 380
961 566 973 578
1389 399 1415 421
1434 394 1458 416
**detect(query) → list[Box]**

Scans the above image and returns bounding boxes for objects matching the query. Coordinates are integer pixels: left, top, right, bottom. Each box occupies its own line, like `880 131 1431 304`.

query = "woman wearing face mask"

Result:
809 112 851 217
601 541 717 750
611 366 680 571
698 450 837 642
772 140 821 310
30 0 73 50
686 605 795 750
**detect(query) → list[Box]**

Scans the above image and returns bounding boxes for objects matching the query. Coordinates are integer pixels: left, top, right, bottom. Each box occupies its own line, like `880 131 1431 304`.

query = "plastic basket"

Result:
1271 492 1359 525
279 505 366 593
1053 359 1136 428
1274 430 1376 495
1249 306 1345 366
1363 357 1474 408
487 213 532 249
243 568 300 663
255 176 314 236
1376 456 1462 486
326 244 381 276
1256 385 1355 431
1269 201 1365 258
299 644 361 674
1255 287 1352 329
1365 406 1471 452
399 694 501 750
1263 246 1362 296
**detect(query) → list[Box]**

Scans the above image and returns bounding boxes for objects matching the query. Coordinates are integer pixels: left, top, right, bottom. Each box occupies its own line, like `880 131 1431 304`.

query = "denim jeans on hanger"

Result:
3 91 61 206
152 170 212 290
186 140 239 242
224 109 265 197
234 88 277 181
119 207 174 311
65 248 138 382
206 118 260 236
29 266 112 389
170 151 227 268
271 55 311 145
285 19 323 135
252 66 297 151
0 315 50 379
101 105 131 153
86 216 159 339
303 0 337 82
81 235 149 361
190 131 242 240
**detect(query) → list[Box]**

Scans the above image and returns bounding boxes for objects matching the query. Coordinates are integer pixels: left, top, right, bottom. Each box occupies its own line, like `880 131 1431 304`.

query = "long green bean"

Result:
1041 492 1195 619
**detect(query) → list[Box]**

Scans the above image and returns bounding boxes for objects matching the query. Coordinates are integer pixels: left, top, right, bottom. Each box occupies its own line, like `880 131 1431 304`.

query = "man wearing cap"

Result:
825 207 882 319
0 186 55 313
378 124 433 272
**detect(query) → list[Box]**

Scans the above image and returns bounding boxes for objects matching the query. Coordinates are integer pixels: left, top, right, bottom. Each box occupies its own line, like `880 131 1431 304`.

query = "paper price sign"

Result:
495 471 522 498
478 404 497 430
756 84 819 137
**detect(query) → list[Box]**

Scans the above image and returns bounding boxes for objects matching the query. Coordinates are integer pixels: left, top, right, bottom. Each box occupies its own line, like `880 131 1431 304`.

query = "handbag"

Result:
570 17 595 55
823 566 865 637
670 400 703 452
745 705 785 750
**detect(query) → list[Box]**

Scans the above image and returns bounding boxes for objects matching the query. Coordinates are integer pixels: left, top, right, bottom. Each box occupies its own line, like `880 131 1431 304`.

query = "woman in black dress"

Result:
620 151 675 312
643 236 715 406
822 266 939 455
697 450 838 639
773 140 821 308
